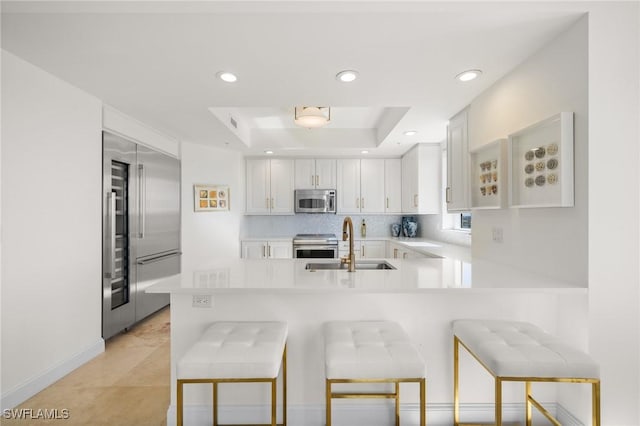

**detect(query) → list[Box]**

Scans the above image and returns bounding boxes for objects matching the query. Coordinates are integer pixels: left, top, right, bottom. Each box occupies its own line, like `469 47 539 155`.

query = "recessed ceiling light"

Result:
403 130 418 136
336 70 359 83
264 150 274 155
361 150 369 154
216 71 238 83
455 69 482 82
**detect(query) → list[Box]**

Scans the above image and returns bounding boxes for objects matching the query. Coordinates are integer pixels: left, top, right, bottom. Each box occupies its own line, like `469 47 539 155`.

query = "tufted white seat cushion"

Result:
177 321 288 380
324 321 426 379
453 319 599 379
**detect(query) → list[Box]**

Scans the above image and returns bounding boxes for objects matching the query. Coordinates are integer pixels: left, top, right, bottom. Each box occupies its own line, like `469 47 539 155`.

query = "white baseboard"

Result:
1 338 105 411
165 401 584 426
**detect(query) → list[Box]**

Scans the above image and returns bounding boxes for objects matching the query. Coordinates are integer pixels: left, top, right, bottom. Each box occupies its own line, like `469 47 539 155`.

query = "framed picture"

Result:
470 138 508 210
508 112 574 208
194 184 230 211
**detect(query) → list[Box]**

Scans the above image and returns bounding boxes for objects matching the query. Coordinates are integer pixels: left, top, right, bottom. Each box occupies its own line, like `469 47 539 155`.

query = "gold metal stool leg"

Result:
395 381 400 426
453 337 460 426
213 382 218 426
525 382 532 426
283 345 287 426
593 381 601 426
495 378 502 426
420 378 426 426
177 380 184 426
325 380 332 426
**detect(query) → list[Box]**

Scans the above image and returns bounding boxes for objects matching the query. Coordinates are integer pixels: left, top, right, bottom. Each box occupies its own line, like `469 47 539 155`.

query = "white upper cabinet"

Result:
294 159 336 189
336 159 361 213
446 108 470 212
360 159 385 213
246 158 294 215
337 158 396 214
384 159 402 213
401 144 441 214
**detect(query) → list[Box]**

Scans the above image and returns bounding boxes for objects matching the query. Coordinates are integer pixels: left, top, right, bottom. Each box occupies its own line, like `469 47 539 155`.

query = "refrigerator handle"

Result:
106 191 117 279
138 164 145 238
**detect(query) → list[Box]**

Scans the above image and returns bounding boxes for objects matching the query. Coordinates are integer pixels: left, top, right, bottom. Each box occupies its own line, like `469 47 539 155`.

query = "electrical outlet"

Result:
492 227 504 243
192 294 212 308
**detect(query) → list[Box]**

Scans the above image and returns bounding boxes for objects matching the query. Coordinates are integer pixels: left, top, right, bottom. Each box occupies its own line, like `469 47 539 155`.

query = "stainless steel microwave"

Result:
294 189 336 214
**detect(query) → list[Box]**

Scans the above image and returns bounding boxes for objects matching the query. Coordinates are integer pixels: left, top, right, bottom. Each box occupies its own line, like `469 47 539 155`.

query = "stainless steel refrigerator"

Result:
102 131 181 340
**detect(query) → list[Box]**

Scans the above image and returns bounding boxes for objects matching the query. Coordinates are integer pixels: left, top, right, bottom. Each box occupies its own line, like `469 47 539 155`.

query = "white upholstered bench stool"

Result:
323 321 427 426
176 321 288 426
452 319 600 426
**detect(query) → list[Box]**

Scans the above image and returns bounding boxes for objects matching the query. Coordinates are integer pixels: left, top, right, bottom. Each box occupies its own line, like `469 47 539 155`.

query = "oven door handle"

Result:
294 245 338 250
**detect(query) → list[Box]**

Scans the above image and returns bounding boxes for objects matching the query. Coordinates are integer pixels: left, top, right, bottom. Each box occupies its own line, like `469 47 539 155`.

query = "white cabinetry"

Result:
246 158 294 215
339 240 386 259
401 144 441 214
446 108 470 212
387 241 427 259
337 159 385 214
241 241 292 259
360 240 386 259
294 159 336 190
384 159 402 213
360 159 385 213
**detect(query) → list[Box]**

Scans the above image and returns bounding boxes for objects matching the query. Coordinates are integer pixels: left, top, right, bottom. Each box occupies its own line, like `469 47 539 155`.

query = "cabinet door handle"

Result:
393 248 398 258
266 198 269 209
271 198 274 209
413 194 418 207
262 245 266 258
316 175 319 186
312 175 314 186
446 187 451 204
386 197 389 209
268 245 271 257
361 198 364 209
138 164 146 239
362 245 365 257
356 197 360 208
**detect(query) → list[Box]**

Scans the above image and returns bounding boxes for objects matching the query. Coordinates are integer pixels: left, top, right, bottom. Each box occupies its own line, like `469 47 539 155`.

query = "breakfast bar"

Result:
148 254 587 426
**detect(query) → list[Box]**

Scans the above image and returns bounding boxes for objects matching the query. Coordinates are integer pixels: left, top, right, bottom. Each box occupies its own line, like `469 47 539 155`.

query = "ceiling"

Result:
1 1 585 157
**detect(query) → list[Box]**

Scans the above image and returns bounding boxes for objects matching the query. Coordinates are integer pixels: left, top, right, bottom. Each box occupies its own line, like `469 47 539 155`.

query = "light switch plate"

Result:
492 227 504 243
192 294 212 308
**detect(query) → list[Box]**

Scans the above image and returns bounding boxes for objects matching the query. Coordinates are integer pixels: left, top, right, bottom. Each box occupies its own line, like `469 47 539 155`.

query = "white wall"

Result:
180 142 244 270
1 51 104 408
469 16 588 287
588 3 639 425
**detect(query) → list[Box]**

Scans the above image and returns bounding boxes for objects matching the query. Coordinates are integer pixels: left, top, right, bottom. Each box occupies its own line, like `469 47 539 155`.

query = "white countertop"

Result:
148 256 585 295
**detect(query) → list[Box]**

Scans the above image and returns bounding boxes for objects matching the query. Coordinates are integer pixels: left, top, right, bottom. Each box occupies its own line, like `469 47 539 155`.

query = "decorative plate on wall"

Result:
507 112 574 208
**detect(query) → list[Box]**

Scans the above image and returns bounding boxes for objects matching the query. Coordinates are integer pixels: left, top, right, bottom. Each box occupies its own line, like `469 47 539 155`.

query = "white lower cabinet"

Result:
339 240 386 259
387 242 426 259
360 240 386 258
241 241 292 259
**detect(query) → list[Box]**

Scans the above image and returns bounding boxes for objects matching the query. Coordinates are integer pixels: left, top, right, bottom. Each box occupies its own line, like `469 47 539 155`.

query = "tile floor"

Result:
4 307 170 425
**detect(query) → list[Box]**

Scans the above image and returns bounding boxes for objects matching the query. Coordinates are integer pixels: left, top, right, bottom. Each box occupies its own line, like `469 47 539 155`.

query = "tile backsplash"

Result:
242 214 404 238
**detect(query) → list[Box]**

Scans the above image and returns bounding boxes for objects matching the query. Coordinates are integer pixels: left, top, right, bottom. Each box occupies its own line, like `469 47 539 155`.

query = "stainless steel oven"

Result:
294 189 336 214
293 234 338 258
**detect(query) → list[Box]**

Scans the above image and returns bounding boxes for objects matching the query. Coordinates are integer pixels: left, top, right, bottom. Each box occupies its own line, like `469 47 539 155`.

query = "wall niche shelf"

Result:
508 112 574 208
470 139 508 210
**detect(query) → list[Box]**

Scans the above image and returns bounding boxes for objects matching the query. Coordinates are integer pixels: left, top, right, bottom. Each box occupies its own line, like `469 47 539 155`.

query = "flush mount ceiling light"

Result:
455 69 482 82
294 106 331 128
216 71 237 83
264 150 274 155
361 150 369 154
403 130 418 136
336 70 359 83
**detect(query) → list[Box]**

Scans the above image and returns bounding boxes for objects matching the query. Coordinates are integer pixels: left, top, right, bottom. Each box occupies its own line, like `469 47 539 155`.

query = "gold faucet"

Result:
341 216 356 272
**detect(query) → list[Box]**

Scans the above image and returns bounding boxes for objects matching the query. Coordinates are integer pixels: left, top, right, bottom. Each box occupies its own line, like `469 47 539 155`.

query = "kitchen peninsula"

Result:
149 251 587 426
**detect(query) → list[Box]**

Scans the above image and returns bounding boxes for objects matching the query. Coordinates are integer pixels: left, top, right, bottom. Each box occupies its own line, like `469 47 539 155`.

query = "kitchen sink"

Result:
305 261 396 271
